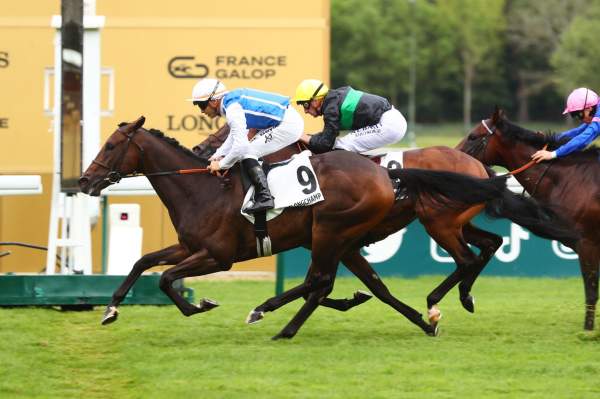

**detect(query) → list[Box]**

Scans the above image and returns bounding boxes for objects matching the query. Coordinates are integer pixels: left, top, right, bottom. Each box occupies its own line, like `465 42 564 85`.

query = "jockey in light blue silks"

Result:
188 78 303 213
532 87 600 163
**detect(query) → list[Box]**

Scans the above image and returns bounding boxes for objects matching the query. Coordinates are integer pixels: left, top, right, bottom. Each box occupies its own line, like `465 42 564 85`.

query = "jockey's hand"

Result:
531 149 555 163
208 160 221 174
209 154 224 161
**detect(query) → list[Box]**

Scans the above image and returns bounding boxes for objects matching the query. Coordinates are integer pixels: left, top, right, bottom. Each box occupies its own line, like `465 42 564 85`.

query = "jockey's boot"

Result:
242 158 274 214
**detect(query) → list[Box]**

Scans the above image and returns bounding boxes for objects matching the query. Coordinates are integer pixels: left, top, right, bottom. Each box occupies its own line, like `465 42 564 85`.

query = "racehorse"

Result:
456 108 598 330
195 125 578 339
79 117 521 338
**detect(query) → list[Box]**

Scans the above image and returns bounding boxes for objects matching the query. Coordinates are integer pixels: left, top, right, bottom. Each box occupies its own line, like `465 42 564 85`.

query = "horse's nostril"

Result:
78 176 89 187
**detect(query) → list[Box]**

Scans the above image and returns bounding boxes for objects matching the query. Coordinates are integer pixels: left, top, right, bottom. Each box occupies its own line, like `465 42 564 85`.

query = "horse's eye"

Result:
105 143 115 151
467 133 479 141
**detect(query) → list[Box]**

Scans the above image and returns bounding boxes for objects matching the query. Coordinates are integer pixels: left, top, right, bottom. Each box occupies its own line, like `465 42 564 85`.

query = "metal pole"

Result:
407 0 417 148
101 196 108 274
275 254 285 295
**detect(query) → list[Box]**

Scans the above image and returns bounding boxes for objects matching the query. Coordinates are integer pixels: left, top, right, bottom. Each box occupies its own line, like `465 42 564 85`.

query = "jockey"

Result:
293 79 407 154
189 78 303 213
532 87 600 163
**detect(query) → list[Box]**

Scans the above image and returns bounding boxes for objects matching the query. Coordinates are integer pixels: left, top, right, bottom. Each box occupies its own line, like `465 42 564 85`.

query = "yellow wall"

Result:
0 1 329 273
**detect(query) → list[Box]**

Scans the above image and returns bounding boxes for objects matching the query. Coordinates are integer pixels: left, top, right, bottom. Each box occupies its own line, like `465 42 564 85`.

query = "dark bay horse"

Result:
456 108 598 330
196 125 577 339
79 117 519 338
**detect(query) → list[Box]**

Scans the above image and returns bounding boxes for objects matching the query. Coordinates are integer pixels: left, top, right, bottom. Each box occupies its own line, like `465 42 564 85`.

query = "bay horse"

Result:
195 125 578 339
456 108 598 330
79 117 520 339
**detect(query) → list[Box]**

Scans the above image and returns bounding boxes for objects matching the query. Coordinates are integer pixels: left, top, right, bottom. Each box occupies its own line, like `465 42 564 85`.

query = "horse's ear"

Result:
132 116 146 130
492 106 504 124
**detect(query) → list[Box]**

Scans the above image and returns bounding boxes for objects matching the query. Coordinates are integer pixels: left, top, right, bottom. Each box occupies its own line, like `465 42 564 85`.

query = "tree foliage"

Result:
330 0 594 123
551 2 600 95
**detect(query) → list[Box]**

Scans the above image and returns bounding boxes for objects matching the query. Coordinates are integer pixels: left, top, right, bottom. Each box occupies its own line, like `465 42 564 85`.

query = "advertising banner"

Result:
280 216 580 278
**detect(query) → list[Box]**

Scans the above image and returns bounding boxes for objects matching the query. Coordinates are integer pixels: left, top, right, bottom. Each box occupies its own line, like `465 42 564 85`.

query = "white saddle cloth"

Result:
241 150 325 222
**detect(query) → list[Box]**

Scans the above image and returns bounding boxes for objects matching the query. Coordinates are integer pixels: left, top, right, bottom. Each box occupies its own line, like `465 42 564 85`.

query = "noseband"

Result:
92 128 145 184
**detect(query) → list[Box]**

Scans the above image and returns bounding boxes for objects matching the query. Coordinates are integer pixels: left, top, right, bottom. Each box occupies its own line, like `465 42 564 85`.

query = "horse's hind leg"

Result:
102 244 190 325
577 239 600 330
159 248 229 317
246 262 334 323
272 271 336 340
340 250 436 336
457 223 503 313
303 261 372 311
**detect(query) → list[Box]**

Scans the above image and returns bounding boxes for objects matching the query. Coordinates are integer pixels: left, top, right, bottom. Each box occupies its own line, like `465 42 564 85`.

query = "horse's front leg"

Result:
102 244 190 325
577 239 600 331
158 248 230 317
423 221 478 326
457 223 503 312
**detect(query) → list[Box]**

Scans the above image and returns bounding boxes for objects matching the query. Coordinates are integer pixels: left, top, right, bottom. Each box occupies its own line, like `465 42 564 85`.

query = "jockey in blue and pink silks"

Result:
532 87 600 163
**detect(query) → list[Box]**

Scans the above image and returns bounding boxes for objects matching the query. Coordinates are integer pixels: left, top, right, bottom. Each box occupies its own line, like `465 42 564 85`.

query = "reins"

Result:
506 144 548 176
92 127 228 184
120 167 229 179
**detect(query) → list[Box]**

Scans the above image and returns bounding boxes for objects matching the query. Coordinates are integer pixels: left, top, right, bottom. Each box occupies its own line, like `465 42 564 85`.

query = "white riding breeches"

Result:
333 107 407 153
246 106 304 160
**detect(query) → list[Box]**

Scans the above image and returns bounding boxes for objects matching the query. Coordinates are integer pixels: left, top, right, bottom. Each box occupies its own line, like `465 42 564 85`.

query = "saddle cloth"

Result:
241 150 325 222
377 150 404 169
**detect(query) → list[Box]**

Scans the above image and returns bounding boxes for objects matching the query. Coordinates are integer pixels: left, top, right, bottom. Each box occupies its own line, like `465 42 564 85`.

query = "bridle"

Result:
91 127 215 185
92 127 145 184
473 118 546 176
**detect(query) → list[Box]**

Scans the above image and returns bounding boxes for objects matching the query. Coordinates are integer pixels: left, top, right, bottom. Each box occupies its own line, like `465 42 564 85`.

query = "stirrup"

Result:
244 199 274 214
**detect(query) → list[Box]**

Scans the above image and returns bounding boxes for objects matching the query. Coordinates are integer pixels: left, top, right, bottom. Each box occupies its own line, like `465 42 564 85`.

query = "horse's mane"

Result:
497 117 600 160
128 124 209 164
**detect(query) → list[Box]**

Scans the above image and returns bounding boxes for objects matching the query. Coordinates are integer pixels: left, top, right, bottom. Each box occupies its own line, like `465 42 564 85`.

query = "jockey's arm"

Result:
554 121 600 158
218 102 250 169
212 130 234 160
307 101 341 154
557 123 586 141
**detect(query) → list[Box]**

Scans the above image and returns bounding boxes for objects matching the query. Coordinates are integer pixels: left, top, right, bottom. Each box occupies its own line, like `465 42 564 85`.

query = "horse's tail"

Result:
388 168 508 208
484 190 580 246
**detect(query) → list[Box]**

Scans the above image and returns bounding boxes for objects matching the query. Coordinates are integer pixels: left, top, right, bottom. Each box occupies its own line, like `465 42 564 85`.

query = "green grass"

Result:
1 276 599 398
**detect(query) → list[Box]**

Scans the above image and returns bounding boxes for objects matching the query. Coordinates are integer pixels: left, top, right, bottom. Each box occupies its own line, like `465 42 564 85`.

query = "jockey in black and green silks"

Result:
294 80 407 154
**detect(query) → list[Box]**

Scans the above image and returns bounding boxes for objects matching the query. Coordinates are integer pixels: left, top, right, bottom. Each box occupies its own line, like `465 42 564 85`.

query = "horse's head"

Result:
456 107 509 166
79 116 147 196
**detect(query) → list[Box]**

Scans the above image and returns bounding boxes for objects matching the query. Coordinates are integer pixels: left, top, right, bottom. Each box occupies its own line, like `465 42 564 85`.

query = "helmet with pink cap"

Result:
562 87 600 114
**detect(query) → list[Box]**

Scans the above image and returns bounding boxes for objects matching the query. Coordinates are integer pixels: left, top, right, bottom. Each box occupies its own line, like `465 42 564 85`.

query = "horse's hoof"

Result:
272 330 295 340
101 306 119 325
461 295 475 313
427 304 442 327
426 325 440 337
246 309 265 324
353 290 373 304
197 298 219 313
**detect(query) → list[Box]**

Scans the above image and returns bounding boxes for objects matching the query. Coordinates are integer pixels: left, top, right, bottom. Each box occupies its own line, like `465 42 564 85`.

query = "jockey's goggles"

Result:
193 100 209 111
569 110 585 121
296 83 324 109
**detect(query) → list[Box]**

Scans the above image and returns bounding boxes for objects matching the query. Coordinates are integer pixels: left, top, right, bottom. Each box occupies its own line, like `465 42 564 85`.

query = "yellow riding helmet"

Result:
294 79 329 103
